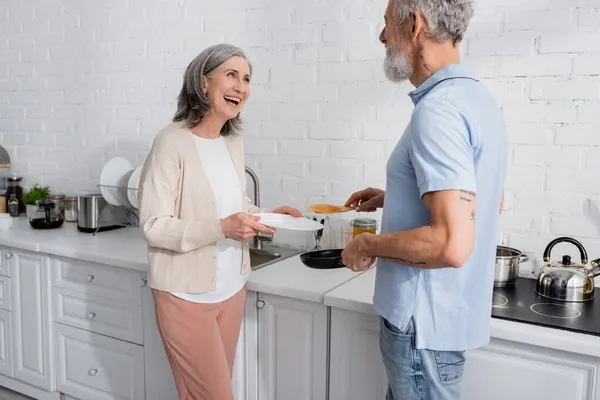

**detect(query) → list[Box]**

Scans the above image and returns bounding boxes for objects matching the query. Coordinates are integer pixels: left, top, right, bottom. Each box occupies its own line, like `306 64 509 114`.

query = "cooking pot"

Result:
494 246 529 287
535 237 600 302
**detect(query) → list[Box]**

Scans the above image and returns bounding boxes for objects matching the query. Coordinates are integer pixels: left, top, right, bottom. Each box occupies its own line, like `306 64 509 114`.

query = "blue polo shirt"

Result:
373 64 508 351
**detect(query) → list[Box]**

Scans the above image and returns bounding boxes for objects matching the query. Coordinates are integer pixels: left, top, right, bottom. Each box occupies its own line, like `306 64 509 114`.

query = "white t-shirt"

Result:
170 135 246 303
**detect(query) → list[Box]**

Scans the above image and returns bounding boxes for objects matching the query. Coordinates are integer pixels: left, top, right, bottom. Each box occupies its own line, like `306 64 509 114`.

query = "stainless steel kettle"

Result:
535 237 600 302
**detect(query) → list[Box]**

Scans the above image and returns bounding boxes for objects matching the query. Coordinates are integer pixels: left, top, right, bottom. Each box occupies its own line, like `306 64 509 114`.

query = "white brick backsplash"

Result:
0 0 597 257
262 121 305 139
468 32 535 56
506 123 554 144
309 122 358 140
498 55 572 77
540 30 600 53
530 77 599 100
309 161 360 182
546 170 600 193
555 124 600 146
505 166 545 191
504 8 574 32
330 140 384 159
579 6 600 27
578 103 600 123
512 145 583 168
279 139 328 158
574 54 600 75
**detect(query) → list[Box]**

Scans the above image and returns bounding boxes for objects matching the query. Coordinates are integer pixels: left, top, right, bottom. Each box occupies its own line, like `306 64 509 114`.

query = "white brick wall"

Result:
1 0 600 258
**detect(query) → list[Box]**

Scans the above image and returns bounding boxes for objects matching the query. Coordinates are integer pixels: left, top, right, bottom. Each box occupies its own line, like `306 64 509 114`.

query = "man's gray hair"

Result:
394 0 474 45
173 43 252 136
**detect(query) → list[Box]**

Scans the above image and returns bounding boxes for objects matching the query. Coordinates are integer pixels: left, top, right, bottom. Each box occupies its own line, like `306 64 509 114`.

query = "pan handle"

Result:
337 259 345 267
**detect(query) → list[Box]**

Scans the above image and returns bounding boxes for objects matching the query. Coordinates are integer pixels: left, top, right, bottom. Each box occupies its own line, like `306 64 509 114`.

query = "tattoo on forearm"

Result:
459 190 475 203
471 211 475 221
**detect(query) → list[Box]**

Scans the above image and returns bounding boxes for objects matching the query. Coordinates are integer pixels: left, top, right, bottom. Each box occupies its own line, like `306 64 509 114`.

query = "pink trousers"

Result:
152 286 247 400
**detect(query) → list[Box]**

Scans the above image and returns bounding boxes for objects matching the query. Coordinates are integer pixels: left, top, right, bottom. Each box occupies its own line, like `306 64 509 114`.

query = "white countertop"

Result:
0 217 361 303
1 217 149 271
248 254 363 303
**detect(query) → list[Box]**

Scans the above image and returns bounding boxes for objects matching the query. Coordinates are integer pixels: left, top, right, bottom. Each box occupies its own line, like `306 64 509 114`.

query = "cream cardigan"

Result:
138 122 263 293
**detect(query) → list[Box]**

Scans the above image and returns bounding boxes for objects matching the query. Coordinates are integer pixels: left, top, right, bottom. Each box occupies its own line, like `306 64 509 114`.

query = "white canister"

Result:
0 213 13 230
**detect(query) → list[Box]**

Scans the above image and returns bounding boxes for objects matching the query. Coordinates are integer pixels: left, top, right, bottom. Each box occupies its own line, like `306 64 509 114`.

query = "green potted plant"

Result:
23 184 50 216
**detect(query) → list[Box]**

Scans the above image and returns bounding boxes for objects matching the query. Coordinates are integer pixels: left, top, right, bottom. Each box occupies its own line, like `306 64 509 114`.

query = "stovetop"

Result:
491 278 600 337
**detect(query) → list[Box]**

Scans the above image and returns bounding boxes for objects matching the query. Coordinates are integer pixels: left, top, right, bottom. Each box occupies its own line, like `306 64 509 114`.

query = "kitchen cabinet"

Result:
329 306 600 400
255 293 328 400
233 291 259 400
329 309 388 400
462 342 599 400
10 250 54 391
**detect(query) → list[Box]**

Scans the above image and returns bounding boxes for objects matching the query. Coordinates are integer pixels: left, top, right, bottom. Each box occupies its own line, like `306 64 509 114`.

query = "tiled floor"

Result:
0 387 32 400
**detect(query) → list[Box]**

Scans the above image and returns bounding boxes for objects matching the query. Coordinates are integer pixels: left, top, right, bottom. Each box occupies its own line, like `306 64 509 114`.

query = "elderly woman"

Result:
138 43 301 400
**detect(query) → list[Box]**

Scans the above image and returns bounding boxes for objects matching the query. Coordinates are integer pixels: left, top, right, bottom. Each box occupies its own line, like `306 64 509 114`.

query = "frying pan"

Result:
300 249 346 269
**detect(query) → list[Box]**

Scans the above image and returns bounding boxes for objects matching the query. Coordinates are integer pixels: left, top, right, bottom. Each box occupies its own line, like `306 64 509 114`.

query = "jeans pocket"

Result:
380 317 412 340
434 350 465 384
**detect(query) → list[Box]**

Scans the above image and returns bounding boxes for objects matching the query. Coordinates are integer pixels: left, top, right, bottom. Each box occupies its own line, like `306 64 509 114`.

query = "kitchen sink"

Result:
249 242 303 271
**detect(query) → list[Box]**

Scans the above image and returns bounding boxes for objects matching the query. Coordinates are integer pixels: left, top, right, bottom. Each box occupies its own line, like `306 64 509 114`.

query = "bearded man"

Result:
341 1 508 398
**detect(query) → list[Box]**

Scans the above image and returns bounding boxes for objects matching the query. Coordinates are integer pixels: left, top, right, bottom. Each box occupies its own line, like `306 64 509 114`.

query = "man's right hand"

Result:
220 213 275 242
345 187 385 212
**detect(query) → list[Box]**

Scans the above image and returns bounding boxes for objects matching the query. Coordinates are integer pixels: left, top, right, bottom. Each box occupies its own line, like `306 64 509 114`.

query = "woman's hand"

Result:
220 212 275 242
272 206 303 218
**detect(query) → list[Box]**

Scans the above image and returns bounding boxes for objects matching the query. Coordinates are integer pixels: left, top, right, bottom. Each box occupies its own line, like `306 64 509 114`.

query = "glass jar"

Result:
7 194 19 217
351 218 378 238
47 194 65 218
0 190 5 214
5 177 24 215
64 196 78 222
29 200 64 229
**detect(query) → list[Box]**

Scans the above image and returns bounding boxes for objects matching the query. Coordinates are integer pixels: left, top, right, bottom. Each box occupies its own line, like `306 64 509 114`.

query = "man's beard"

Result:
383 46 412 82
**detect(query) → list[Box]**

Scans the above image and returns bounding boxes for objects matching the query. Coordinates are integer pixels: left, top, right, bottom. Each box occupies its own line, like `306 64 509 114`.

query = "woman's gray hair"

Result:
394 0 474 45
173 43 252 136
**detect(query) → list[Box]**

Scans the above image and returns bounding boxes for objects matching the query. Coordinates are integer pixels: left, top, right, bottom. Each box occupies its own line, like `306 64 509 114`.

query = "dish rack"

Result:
95 184 140 235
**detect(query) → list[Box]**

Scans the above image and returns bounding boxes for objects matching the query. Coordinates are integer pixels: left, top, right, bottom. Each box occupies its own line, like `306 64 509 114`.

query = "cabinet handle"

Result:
88 368 98 376
4 252 12 260
87 274 95 282
256 300 265 309
87 312 96 320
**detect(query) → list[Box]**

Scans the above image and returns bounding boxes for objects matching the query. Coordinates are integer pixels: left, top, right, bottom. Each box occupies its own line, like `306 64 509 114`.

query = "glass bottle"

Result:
7 194 19 217
5 177 24 214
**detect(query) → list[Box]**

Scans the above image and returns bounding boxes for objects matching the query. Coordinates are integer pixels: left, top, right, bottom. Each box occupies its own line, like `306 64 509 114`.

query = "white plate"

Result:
100 157 134 206
126 166 142 209
253 213 324 231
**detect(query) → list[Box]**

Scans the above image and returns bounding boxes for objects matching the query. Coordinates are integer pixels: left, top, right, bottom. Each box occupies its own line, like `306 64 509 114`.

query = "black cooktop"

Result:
491 278 600 337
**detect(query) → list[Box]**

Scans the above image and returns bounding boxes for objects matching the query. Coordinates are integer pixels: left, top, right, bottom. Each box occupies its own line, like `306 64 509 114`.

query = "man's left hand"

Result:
342 233 376 272
272 206 303 218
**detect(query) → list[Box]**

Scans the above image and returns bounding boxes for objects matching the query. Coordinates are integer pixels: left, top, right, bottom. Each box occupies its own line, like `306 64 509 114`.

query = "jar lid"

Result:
6 176 23 182
65 196 77 202
37 200 55 209
48 194 65 200
351 218 377 228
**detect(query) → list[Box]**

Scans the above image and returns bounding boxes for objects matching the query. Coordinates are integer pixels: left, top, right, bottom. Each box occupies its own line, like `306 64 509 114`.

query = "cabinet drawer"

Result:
0 276 11 311
54 290 143 345
0 249 10 277
52 258 143 306
56 323 145 400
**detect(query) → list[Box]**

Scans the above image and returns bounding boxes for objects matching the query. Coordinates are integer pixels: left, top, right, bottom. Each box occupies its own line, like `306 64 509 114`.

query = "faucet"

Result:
245 166 271 250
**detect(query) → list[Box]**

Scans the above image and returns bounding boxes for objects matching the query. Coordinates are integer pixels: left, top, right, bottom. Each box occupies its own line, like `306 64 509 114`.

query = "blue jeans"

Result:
379 317 465 400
